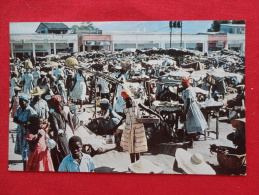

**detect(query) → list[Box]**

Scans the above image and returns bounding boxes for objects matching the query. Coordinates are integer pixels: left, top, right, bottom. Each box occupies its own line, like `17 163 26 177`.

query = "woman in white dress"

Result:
181 77 208 147
70 69 87 112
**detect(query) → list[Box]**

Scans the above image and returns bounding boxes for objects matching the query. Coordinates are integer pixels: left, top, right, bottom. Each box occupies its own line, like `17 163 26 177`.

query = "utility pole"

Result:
180 21 183 48
169 21 173 48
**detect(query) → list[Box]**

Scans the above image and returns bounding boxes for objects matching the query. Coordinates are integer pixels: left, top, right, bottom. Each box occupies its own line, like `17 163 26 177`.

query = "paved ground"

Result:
8 94 244 175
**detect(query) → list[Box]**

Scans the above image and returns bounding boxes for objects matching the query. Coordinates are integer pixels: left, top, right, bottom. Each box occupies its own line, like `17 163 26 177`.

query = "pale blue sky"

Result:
10 21 213 34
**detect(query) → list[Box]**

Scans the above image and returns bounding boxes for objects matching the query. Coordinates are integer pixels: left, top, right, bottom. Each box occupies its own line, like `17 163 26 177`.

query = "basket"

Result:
217 147 246 172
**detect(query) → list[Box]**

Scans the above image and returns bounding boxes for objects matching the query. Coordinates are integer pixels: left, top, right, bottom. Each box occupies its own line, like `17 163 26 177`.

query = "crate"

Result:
136 118 160 123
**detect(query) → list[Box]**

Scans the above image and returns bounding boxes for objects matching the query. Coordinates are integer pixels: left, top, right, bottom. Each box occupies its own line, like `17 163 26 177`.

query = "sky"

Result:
10 21 213 34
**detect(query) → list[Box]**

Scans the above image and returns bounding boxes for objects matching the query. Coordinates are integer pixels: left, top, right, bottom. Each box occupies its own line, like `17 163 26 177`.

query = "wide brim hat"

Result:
175 148 216 175
40 71 47 76
31 87 46 96
13 86 22 91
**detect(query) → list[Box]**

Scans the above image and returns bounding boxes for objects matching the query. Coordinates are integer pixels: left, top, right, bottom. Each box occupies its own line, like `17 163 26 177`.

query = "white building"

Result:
105 31 209 52
10 33 78 59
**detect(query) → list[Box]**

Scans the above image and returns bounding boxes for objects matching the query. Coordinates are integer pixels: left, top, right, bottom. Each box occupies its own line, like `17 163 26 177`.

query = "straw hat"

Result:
175 148 216 175
31 87 45 96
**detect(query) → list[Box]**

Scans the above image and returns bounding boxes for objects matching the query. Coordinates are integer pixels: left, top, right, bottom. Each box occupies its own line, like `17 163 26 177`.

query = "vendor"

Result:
181 77 208 147
91 98 122 135
225 85 245 108
120 89 163 163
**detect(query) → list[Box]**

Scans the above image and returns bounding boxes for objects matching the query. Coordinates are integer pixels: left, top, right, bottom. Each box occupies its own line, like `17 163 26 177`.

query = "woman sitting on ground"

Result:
90 98 123 135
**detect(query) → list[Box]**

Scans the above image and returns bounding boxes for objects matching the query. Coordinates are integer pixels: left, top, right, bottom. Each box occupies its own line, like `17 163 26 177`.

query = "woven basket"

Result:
217 147 246 172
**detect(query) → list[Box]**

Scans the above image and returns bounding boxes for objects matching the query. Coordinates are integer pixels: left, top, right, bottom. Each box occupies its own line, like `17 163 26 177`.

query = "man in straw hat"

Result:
174 148 216 175
30 87 49 120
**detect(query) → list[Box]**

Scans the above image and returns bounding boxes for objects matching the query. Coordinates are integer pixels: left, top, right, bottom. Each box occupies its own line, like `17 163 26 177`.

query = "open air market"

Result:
8 21 246 175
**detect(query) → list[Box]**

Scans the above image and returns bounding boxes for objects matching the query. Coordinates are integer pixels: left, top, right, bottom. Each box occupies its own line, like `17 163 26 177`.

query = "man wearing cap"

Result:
30 87 49 120
21 68 34 98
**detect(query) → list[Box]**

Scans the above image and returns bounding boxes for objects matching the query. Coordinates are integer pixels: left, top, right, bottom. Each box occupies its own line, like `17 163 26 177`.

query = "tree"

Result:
207 20 231 32
232 20 245 24
70 22 95 33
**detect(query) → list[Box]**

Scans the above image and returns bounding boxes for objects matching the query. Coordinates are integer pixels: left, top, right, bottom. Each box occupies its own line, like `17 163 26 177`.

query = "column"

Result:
203 41 208 53
32 42 36 59
112 43 115 51
109 41 113 51
136 43 138 49
224 41 228 49
48 43 51 55
73 41 78 52
53 42 56 55
183 42 187 49
10 43 14 58
82 40 85 52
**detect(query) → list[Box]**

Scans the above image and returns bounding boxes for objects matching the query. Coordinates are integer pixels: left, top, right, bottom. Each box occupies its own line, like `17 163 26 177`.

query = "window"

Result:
229 28 233 33
15 45 23 49
36 45 43 49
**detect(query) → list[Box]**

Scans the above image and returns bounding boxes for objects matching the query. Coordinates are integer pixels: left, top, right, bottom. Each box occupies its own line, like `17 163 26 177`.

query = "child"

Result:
26 115 54 171
9 87 21 118
58 136 95 172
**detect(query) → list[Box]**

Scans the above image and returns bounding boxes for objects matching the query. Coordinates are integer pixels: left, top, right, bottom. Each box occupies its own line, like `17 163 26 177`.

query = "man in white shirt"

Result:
58 136 95 172
97 69 110 100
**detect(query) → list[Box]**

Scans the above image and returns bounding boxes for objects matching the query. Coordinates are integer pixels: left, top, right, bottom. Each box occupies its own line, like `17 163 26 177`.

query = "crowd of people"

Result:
9 48 245 173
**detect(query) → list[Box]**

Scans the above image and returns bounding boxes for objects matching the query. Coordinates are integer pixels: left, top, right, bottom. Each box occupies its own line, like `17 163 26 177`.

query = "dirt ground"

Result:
8 93 245 175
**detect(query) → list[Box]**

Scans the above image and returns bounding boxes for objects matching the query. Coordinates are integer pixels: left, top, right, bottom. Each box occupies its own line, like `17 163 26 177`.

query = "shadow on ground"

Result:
94 166 127 173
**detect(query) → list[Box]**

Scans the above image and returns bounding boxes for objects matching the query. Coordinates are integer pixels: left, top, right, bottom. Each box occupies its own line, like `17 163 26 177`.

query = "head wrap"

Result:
49 95 63 112
19 93 30 103
121 89 132 99
181 77 191 87
181 77 190 83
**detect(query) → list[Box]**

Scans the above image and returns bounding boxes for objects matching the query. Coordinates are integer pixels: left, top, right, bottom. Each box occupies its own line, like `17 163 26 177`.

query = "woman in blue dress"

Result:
181 77 208 147
13 94 37 170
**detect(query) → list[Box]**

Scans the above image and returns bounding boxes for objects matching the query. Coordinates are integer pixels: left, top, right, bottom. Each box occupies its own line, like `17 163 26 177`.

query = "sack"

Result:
46 139 56 149
206 76 216 85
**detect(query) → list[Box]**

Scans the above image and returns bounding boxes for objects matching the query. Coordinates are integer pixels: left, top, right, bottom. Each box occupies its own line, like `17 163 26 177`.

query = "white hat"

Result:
100 98 109 104
175 148 216 175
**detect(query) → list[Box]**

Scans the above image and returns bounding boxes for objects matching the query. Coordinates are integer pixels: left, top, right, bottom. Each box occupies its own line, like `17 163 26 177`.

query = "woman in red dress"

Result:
26 116 54 171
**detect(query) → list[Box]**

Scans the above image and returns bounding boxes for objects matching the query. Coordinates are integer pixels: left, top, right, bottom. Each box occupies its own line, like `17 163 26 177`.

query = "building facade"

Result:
10 34 78 59
10 23 245 58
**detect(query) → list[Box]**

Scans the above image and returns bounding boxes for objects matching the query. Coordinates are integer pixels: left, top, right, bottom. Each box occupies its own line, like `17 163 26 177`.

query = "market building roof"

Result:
35 22 70 34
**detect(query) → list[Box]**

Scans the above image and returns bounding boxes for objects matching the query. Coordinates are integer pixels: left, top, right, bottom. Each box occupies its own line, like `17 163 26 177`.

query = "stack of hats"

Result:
65 57 79 70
